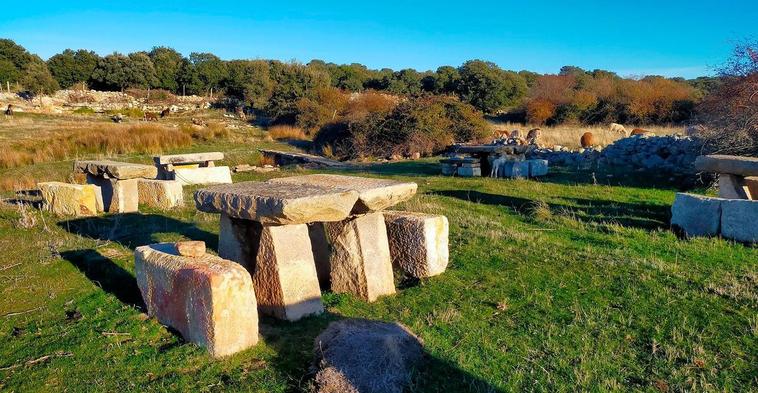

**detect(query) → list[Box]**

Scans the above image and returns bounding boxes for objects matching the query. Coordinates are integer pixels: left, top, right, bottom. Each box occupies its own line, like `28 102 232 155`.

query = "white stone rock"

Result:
383 211 449 278
173 166 232 186
501 161 529 178
670 193 723 237
86 175 140 213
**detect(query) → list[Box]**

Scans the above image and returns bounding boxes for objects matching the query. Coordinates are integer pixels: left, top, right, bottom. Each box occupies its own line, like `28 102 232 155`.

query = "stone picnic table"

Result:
194 174 418 321
445 144 531 176
153 152 231 185
75 160 158 213
695 154 758 199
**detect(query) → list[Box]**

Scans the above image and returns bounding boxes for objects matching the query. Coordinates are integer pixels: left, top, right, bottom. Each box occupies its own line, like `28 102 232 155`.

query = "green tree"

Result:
457 60 527 113
267 61 330 120
189 52 227 97
385 69 423 95
91 53 131 91
429 66 460 94
149 47 184 92
21 56 59 96
0 39 34 84
47 49 99 88
126 52 158 89
224 60 273 108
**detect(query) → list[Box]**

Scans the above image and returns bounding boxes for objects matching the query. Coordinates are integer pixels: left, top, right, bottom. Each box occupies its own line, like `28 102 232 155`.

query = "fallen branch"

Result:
3 306 42 317
0 351 73 371
101 332 131 337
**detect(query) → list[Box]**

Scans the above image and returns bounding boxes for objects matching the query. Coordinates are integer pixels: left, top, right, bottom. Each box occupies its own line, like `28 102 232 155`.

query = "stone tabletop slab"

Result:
694 155 758 177
154 152 225 165
74 160 158 179
268 174 417 213
194 181 359 225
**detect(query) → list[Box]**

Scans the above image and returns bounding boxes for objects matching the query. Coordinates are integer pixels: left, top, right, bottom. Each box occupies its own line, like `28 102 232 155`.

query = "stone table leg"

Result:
86 174 139 213
719 174 750 199
383 211 449 278
323 212 395 302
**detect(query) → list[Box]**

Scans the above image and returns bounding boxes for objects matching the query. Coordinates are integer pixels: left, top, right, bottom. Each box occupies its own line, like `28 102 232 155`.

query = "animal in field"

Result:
111 113 123 123
630 128 650 136
526 128 541 145
610 123 626 135
160 108 171 118
494 130 510 140
144 112 159 121
5 104 13 116
235 106 247 121
580 132 595 148
510 130 521 139
490 155 507 178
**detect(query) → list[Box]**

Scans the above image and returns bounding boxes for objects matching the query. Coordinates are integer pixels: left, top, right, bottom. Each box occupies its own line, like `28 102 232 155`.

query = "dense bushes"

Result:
314 96 489 159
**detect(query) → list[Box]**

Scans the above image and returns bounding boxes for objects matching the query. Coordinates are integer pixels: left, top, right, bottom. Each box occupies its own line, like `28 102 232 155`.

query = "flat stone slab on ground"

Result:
195 181 359 225
721 199 758 243
173 166 232 186
670 193 724 237
269 174 417 213
154 152 224 165
38 182 99 216
138 179 183 209
694 155 758 177
383 211 449 278
134 243 258 357
74 160 157 180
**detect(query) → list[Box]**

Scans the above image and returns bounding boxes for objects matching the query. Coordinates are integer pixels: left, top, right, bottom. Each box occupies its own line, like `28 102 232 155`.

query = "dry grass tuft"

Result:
267 125 307 140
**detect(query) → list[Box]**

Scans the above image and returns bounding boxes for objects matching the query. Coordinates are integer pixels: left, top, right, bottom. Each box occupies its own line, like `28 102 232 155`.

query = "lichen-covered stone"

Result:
721 199 758 243
323 213 395 302
195 181 359 225
137 179 183 209
269 174 417 214
383 211 449 278
134 243 258 357
87 175 139 213
670 193 723 237
74 160 157 179
38 182 99 216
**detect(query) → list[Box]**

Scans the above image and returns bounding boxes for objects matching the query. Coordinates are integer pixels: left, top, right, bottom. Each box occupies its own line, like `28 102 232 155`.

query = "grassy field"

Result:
0 114 756 392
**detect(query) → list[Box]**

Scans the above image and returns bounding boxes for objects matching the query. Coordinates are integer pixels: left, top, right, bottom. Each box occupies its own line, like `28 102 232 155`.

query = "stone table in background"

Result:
154 152 231 186
695 155 758 200
75 160 157 213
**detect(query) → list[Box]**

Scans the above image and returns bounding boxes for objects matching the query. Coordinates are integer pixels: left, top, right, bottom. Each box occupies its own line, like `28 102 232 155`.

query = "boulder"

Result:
323 213 395 302
383 211 449 278
174 240 206 257
173 166 232 186
670 193 723 237
134 243 258 357
138 179 183 209
694 155 758 177
74 160 157 180
38 182 99 216
269 174 417 214
312 319 424 393
721 199 758 243
87 175 139 213
195 181 359 225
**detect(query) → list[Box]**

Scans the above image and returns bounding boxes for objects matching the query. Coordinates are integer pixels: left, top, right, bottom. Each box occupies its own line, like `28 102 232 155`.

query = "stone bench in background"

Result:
37 182 102 216
154 152 231 186
75 160 157 213
440 157 481 177
134 241 259 357
695 155 758 200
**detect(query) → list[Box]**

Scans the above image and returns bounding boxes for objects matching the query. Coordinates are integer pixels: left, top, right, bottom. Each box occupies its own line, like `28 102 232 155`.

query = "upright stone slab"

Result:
670 193 723 237
323 213 395 302
269 174 418 214
307 222 332 289
173 166 232 186
38 182 99 216
528 159 549 177
383 211 449 278
87 175 140 213
718 174 750 199
195 181 359 225
501 161 529 178
721 199 758 243
457 164 481 177
138 179 184 209
134 243 258 358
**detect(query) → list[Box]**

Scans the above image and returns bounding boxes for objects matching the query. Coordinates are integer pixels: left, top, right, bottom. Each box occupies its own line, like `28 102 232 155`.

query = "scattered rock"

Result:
174 241 206 257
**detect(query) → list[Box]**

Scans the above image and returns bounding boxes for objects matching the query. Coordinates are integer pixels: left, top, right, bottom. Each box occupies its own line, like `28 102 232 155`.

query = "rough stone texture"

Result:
218 213 257 272
74 160 157 179
720 199 758 243
528 159 549 177
501 161 529 178
440 163 456 176
154 152 224 165
269 174 417 214
175 241 206 257
383 211 449 278
308 222 332 289
195 181 359 225
138 179 184 209
312 319 424 393
718 174 750 199
670 193 723 237
745 177 758 200
323 213 395 302
457 166 481 177
38 182 99 216
695 154 758 177
134 243 258 357
87 175 139 213
173 166 232 186
251 223 324 321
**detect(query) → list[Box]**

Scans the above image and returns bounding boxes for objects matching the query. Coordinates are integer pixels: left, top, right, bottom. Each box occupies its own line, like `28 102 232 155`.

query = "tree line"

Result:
0 38 721 125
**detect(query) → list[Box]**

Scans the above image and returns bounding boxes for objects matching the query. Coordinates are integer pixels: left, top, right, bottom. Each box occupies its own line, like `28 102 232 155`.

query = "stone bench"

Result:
38 182 102 216
154 152 231 186
134 241 259 357
440 157 480 177
75 160 158 213
694 155 758 200
671 192 758 243
383 211 449 278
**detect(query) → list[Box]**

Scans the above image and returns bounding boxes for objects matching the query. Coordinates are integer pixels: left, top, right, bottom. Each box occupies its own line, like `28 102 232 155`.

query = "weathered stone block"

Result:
173 166 232 185
457 165 481 177
528 159 549 177
38 182 99 216
323 213 395 302
138 179 184 209
383 211 449 278
175 240 206 257
218 214 324 321
718 174 750 199
501 161 529 178
195 181 359 225
694 154 758 177
440 163 456 176
721 199 758 243
74 160 157 179
134 243 258 357
154 152 224 165
87 175 140 213
670 193 723 237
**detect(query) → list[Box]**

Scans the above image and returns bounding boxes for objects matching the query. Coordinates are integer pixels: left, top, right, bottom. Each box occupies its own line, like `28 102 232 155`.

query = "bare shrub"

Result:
267 124 307 140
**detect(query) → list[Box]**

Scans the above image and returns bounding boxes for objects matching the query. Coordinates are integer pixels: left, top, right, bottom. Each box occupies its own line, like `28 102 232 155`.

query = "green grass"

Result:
0 149 756 392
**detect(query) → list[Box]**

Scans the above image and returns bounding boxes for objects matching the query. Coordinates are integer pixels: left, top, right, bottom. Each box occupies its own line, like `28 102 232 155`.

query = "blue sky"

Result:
3 1 756 78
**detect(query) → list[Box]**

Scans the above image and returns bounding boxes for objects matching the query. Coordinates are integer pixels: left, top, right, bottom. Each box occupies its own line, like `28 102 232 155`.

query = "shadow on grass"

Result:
433 189 670 230
57 213 218 251
60 249 145 311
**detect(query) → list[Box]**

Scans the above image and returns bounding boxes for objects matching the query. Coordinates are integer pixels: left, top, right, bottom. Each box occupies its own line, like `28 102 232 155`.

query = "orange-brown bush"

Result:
295 86 349 134
343 90 399 121
526 98 557 124
267 124 308 140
